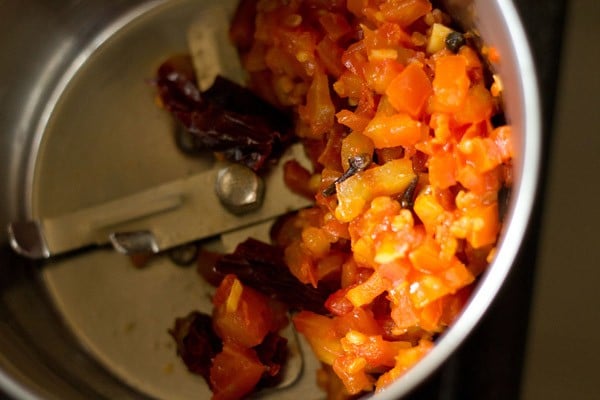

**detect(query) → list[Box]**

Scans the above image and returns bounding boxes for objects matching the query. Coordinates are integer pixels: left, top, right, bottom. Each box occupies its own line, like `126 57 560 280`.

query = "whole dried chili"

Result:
156 55 293 171
214 238 332 314
169 311 222 384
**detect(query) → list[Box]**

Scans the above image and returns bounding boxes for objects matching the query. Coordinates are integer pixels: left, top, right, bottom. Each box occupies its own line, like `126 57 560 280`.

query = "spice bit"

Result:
322 153 372 196
400 175 419 209
445 31 466 53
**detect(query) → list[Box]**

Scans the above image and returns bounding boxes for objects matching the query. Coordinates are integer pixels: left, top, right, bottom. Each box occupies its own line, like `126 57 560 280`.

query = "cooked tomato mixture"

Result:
163 0 513 399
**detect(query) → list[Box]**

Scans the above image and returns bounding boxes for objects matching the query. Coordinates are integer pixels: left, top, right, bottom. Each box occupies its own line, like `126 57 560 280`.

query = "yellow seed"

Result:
225 278 243 313
369 48 398 61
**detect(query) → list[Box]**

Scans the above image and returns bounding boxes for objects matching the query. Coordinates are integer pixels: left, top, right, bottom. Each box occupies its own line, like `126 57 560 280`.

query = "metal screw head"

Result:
215 164 265 215
109 230 160 254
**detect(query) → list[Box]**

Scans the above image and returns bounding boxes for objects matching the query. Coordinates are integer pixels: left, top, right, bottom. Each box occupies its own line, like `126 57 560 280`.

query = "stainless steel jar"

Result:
0 1 540 399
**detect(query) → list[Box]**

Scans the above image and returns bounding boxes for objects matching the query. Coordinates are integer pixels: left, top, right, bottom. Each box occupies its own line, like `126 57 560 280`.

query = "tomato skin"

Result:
209 342 266 400
212 274 274 348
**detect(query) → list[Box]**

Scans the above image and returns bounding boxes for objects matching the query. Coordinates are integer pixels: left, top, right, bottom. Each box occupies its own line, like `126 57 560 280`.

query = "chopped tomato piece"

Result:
428 151 457 189
299 69 335 138
333 355 373 395
293 311 344 365
490 125 514 162
209 342 265 400
413 191 446 234
363 112 429 149
336 109 372 132
375 340 434 391
346 270 390 308
388 282 420 332
379 0 432 27
365 59 405 94
334 307 383 336
386 63 432 118
432 54 470 112
454 84 494 125
212 275 274 347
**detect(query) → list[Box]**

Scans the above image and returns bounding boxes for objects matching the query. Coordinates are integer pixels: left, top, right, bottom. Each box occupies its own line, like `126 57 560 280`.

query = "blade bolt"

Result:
215 164 265 215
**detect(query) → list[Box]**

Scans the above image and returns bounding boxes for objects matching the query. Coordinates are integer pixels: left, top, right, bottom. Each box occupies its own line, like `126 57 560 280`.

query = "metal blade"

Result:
8 143 311 259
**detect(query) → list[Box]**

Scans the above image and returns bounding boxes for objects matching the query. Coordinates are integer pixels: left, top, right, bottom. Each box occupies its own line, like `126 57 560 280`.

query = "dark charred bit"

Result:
445 31 466 53
400 176 420 210
169 311 222 385
322 153 372 196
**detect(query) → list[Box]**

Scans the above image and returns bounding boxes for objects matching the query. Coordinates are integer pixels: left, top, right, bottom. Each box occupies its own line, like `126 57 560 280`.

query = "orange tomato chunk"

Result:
212 275 274 348
385 63 432 118
293 311 344 365
210 342 265 400
432 54 470 112
363 113 429 149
